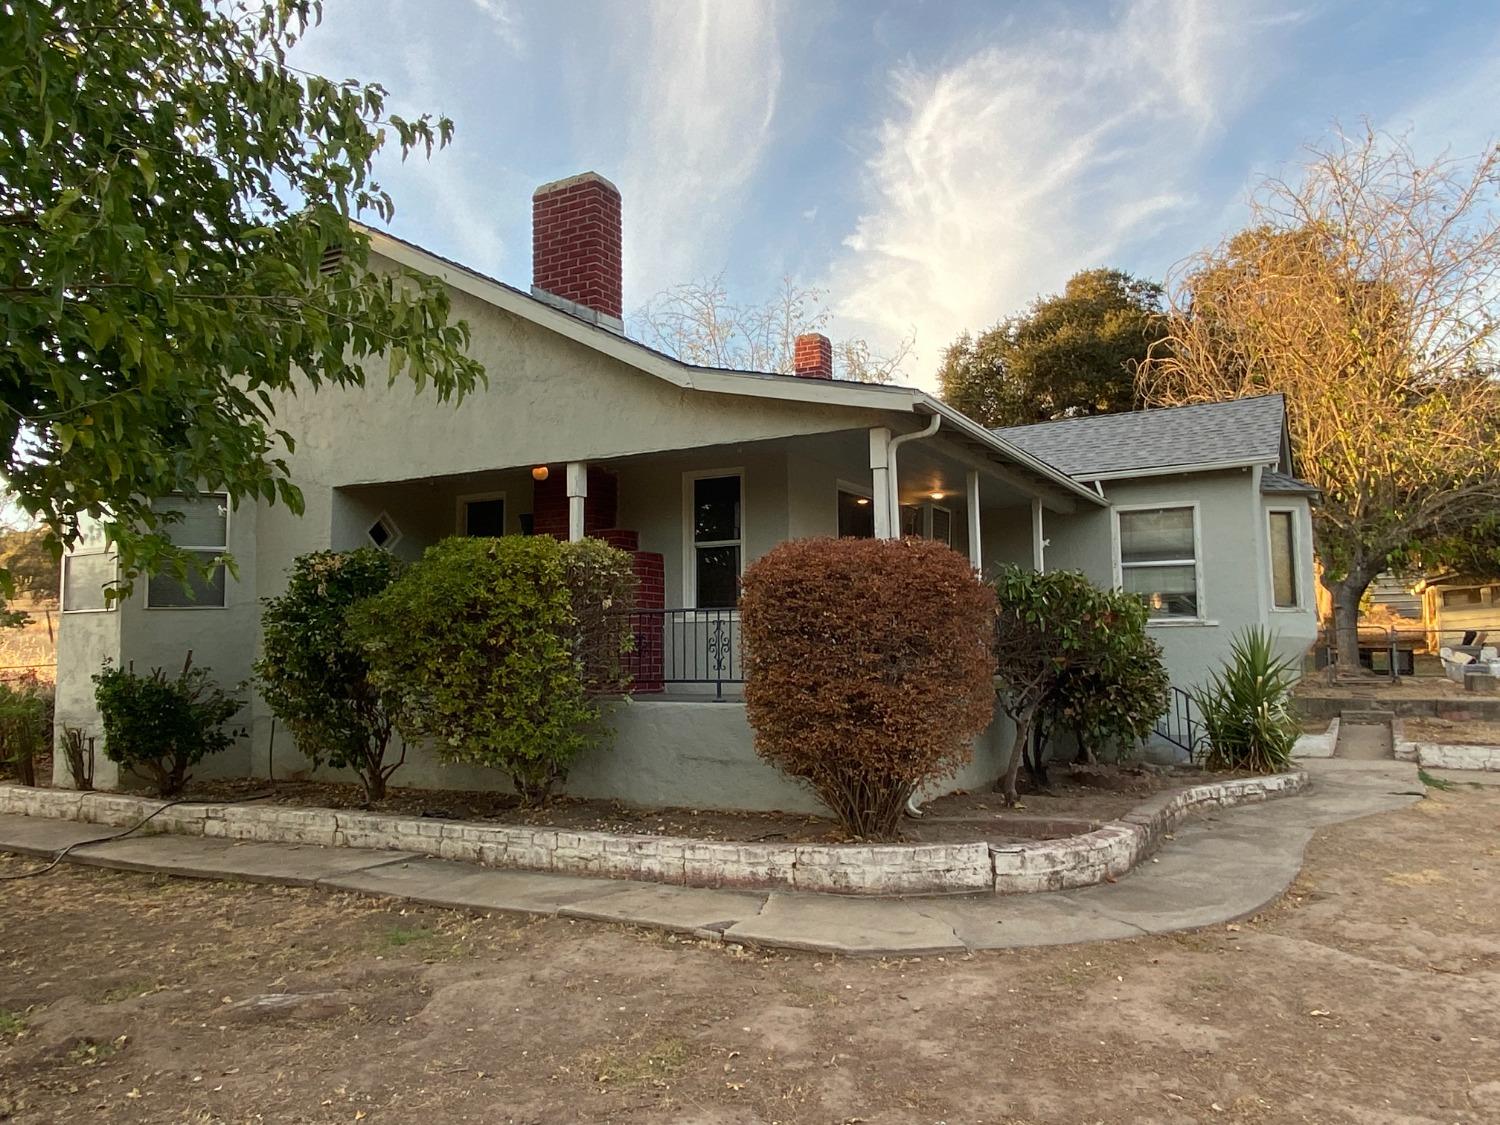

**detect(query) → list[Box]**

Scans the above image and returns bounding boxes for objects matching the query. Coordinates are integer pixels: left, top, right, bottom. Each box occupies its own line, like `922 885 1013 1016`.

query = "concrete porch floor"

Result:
0 759 1423 956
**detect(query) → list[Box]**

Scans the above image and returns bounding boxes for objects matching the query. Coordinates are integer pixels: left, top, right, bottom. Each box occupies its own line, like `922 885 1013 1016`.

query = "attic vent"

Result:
319 244 345 275
367 512 400 551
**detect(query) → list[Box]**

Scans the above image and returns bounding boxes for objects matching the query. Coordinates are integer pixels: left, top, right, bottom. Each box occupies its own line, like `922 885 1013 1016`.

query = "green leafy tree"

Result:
991 566 1168 805
349 537 634 806
939 269 1166 427
0 1 485 592
255 548 405 802
93 656 243 795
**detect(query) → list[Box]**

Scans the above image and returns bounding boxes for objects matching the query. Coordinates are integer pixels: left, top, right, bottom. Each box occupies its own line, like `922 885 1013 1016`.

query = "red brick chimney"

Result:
793 332 833 380
532 172 623 324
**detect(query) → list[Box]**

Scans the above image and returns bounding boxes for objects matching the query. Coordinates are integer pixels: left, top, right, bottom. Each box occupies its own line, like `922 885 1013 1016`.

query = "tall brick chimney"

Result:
532 172 623 327
793 332 833 380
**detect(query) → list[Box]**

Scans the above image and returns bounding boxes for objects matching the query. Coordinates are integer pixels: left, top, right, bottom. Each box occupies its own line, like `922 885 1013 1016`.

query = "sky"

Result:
291 0 1500 390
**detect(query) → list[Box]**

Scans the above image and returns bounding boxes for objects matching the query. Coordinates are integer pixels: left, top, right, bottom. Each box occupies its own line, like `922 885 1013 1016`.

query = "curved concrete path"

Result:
0 759 1422 956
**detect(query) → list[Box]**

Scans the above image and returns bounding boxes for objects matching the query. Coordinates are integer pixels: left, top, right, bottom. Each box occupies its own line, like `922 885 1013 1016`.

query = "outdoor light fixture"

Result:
531 465 549 481
855 496 870 506
930 491 945 501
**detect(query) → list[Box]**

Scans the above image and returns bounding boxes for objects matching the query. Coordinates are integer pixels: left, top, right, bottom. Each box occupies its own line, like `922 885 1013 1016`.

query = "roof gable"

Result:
993 395 1289 479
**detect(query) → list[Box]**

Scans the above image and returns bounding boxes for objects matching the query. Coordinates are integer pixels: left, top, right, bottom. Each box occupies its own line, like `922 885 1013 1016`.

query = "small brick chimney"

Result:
793 332 833 380
532 172 623 325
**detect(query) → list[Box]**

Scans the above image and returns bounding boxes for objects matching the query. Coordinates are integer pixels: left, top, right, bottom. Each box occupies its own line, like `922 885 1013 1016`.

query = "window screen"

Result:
1118 507 1199 618
1268 511 1298 608
147 493 229 608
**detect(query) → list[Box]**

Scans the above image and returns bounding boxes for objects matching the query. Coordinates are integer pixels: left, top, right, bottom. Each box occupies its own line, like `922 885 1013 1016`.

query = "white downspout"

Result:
886 413 941 538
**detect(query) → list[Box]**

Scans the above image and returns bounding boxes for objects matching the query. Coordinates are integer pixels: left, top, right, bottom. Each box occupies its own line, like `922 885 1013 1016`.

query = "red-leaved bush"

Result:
739 537 997 839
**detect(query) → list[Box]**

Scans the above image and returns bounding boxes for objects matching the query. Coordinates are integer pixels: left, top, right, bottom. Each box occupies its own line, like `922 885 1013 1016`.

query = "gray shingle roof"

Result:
1260 470 1320 496
993 395 1287 479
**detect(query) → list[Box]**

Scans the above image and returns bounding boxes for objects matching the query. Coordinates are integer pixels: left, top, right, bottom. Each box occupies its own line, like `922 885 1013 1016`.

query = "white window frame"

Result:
682 467 744 611
60 549 118 615
1112 501 1209 626
925 502 954 547
144 492 231 610
1266 506 1302 612
366 511 402 553
455 490 507 537
835 480 874 538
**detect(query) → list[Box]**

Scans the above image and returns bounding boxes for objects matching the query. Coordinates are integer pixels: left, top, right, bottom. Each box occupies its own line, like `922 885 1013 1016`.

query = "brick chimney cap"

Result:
533 171 620 198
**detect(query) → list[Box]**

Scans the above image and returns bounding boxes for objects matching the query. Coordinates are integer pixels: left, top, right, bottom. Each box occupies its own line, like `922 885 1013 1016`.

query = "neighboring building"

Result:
1414 576 1500 648
53 172 1319 811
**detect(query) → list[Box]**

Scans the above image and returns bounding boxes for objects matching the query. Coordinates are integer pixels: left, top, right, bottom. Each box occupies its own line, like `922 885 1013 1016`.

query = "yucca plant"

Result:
1192 628 1300 773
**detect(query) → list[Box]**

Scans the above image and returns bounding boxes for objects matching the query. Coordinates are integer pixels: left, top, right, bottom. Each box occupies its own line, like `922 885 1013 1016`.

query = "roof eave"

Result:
1077 457 1273 483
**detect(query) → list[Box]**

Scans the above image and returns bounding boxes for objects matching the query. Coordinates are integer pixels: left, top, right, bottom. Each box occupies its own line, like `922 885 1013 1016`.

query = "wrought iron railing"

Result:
1314 622 1500 681
619 607 743 699
1155 685 1206 759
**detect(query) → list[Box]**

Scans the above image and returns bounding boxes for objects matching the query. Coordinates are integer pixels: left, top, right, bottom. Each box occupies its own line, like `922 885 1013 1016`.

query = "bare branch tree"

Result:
631 274 914 384
1139 125 1500 671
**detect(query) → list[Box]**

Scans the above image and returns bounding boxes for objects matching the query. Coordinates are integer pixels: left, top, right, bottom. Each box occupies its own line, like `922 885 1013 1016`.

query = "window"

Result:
930 506 953 547
1268 510 1299 609
458 493 506 537
1118 505 1200 620
898 502 951 543
62 552 115 613
366 512 400 551
1443 587 1483 609
688 473 742 609
837 489 874 538
146 493 229 608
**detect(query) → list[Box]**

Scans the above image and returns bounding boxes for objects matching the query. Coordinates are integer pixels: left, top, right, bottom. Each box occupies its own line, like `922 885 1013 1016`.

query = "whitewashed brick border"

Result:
0 772 1306 896
1393 718 1500 771
1293 718 1339 759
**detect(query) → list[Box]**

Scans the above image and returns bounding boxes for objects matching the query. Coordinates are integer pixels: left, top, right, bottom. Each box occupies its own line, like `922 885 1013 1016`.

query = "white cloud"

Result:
603 0 784 300
824 0 1291 388
467 0 524 54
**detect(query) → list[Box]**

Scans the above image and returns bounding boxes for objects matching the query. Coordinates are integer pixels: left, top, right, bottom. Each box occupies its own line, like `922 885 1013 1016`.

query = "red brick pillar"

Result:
630 551 664 694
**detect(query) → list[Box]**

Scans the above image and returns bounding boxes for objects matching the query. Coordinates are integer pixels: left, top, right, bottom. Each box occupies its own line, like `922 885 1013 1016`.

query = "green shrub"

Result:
1192 628 1300 773
0 673 53 787
349 535 634 806
93 657 243 796
739 537 997 840
558 536 637 695
992 566 1169 803
255 548 405 801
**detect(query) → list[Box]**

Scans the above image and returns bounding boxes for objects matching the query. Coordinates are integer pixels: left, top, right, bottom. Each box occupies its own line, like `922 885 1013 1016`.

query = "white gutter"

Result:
885 413 942 536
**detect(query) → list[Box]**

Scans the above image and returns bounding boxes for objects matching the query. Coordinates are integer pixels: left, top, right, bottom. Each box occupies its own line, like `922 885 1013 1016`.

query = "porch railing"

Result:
1154 685 1207 760
620 607 743 699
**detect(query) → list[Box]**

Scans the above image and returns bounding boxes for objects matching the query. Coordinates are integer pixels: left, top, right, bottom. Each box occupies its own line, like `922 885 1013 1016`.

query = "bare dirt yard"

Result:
1406 717 1500 746
182 762 1225 845
3 782 1499 1124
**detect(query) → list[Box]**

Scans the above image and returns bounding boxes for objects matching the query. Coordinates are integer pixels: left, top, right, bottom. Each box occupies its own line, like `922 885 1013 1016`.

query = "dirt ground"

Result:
183 762 1217 845
3 781 1498 1123
1406 718 1500 746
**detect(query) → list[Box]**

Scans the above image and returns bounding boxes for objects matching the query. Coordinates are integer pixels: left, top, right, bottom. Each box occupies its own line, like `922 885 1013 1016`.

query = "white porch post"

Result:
966 469 982 570
869 427 894 539
1031 496 1045 572
566 461 587 542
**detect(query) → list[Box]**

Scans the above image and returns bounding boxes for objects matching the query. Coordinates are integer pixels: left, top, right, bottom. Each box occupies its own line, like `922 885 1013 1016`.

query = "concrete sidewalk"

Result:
0 759 1423 956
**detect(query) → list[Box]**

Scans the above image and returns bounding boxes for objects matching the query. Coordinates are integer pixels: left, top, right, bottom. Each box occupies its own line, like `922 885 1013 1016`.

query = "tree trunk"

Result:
995 710 1031 806
1324 568 1376 673
361 767 386 804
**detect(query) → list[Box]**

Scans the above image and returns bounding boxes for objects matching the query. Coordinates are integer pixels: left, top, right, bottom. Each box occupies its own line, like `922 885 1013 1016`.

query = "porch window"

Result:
930 506 953 547
837 489 874 538
1118 505 1200 620
146 493 229 608
689 473 742 609
1268 509 1299 609
458 494 506 537
62 552 115 613
1443 588 1482 609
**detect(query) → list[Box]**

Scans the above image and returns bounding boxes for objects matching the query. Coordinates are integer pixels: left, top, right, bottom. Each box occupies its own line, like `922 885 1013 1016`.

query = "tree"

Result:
631 274 914 384
255 548 405 802
939 269 1166 427
0 2 485 594
991 566 1166 805
1138 128 1500 670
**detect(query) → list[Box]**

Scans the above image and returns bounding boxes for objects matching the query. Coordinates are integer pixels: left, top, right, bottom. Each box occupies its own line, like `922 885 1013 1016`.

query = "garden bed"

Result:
1403 718 1500 746
181 762 1241 846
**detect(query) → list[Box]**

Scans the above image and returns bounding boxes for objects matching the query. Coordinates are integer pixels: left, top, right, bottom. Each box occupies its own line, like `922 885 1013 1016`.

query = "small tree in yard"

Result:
93 656 243 796
739 538 996 840
255 548 405 802
991 566 1169 805
0 673 52 787
349 536 634 806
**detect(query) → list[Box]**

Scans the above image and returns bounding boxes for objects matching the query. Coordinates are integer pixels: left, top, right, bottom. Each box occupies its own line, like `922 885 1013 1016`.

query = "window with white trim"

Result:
62 552 115 612
1268 509 1299 609
146 493 229 608
458 493 506 537
689 473 741 609
837 488 874 538
1118 506 1200 619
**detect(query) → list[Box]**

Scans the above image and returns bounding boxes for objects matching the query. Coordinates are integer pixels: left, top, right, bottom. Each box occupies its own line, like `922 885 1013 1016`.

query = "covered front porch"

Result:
330 420 1085 699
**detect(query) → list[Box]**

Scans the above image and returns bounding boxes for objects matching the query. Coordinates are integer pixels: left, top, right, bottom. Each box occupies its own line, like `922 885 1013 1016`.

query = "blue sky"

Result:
292 0 1500 389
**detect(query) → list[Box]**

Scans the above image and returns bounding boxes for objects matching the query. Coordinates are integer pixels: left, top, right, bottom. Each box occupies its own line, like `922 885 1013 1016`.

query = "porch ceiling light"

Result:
929 491 945 501
531 465 549 481
855 496 870 506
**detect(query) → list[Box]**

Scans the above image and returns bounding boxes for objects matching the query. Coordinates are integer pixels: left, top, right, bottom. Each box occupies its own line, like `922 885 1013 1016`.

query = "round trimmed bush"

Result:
739 537 997 839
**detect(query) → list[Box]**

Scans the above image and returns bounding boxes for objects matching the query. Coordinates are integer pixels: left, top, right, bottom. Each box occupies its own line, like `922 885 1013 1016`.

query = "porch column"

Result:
566 461 587 542
1031 496 1045 572
869 427 894 539
966 469 982 570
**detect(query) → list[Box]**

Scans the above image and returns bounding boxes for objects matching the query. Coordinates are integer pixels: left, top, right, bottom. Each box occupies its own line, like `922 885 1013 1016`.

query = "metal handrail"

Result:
617 606 743 699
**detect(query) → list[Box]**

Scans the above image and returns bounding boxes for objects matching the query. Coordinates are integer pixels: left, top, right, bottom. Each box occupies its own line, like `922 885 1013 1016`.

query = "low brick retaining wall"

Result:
1393 720 1500 771
0 772 1307 896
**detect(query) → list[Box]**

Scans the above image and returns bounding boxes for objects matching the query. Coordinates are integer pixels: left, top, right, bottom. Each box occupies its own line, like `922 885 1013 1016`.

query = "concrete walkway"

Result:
0 759 1424 956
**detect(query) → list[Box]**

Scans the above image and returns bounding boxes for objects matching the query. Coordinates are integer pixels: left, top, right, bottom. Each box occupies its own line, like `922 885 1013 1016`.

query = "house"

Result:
52 172 1319 812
